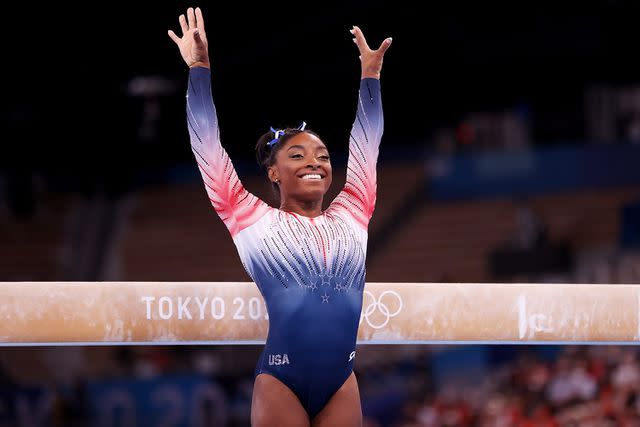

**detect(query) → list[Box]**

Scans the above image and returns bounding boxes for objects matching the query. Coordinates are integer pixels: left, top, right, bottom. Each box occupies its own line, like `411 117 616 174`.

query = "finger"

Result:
187 7 196 30
377 37 392 55
195 7 206 34
179 14 188 35
350 25 371 52
168 29 180 45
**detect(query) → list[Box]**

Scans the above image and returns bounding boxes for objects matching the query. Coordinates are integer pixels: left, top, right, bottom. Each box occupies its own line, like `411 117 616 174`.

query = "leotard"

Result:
186 66 383 418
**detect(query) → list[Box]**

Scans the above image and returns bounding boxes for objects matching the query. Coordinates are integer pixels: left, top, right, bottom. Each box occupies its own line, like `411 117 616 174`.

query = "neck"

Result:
280 198 323 218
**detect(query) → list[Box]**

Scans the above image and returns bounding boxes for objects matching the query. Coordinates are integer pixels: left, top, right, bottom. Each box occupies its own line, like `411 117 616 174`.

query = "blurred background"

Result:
3 0 640 425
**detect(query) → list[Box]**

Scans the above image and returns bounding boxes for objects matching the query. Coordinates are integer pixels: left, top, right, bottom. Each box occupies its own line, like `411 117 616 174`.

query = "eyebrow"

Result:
287 145 328 151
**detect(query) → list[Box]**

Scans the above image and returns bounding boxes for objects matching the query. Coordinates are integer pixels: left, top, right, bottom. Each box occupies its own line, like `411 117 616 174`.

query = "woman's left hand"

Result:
350 26 392 80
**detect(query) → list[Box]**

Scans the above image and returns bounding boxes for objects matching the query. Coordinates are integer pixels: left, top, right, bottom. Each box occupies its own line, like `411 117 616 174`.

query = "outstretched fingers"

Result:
170 7 207 44
350 26 370 53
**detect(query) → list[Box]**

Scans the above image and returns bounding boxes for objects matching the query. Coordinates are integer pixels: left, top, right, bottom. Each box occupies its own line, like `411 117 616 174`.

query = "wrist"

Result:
361 72 380 80
361 65 381 79
189 61 210 69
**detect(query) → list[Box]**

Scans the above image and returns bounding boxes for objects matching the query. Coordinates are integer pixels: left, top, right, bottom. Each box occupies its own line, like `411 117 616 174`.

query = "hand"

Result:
350 26 392 80
168 7 210 69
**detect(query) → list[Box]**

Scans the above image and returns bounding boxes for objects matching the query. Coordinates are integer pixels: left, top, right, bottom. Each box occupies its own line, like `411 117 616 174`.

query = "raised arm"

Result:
330 26 391 229
169 8 269 237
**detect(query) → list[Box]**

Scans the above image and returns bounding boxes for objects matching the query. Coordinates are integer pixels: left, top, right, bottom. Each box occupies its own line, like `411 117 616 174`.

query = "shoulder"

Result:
324 204 369 233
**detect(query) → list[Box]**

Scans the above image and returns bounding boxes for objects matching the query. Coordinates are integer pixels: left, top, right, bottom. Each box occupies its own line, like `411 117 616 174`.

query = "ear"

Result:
267 165 279 184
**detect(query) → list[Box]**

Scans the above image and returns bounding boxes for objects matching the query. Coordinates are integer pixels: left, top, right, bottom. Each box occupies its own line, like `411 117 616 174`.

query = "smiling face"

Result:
268 132 332 203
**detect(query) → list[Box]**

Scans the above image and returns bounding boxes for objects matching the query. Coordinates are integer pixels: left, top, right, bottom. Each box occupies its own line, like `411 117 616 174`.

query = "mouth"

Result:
298 172 325 181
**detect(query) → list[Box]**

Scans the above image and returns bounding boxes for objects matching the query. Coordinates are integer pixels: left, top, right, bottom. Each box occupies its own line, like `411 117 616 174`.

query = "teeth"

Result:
301 174 322 180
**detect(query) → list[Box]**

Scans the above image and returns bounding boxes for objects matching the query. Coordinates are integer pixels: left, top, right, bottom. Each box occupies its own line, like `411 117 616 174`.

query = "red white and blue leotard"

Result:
186 66 383 418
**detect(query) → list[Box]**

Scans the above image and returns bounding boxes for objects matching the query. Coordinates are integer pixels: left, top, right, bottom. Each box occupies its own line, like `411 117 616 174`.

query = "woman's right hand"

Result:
168 7 210 69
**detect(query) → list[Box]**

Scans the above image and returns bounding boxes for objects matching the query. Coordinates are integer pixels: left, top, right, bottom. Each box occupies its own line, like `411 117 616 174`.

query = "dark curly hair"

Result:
255 126 322 195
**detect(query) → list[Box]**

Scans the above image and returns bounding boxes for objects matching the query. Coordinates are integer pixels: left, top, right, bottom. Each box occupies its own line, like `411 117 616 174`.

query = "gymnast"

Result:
169 7 391 426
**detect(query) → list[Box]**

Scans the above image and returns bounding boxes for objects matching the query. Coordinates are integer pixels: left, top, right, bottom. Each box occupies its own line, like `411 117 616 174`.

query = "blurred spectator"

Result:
400 346 640 427
512 202 548 251
611 350 640 392
454 106 532 152
586 84 640 144
490 200 571 279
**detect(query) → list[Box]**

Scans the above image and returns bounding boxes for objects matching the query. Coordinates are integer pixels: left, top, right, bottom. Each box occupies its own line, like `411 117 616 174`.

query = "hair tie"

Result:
267 127 285 147
266 121 307 148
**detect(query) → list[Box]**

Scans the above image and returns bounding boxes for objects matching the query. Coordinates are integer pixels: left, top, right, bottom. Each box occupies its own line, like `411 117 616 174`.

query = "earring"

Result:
275 179 280 184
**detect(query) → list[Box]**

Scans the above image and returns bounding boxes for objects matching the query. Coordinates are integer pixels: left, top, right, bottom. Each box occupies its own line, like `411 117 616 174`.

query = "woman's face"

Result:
269 132 332 202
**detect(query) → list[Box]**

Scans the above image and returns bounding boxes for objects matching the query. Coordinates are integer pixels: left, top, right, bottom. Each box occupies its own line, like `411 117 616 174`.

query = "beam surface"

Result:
0 282 638 345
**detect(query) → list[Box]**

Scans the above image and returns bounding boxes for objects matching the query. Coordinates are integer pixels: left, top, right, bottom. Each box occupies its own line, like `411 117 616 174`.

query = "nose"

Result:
306 157 320 168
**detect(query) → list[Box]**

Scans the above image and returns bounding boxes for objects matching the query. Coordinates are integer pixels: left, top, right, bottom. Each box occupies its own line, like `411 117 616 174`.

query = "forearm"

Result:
187 66 218 141
352 78 383 184
356 77 383 136
350 77 383 177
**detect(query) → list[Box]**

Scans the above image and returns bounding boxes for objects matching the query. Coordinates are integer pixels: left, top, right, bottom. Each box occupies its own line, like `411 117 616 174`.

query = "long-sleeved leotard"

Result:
187 66 383 419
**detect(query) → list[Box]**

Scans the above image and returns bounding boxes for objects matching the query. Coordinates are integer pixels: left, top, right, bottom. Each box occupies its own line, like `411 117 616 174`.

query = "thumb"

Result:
378 37 392 55
168 30 180 45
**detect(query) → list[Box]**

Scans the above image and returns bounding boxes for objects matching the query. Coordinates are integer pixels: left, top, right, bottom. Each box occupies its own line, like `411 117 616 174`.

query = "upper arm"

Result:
187 67 270 237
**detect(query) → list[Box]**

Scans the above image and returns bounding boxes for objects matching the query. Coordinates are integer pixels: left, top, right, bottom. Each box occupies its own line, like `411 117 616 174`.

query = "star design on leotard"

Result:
331 274 346 291
309 271 321 288
321 292 330 303
309 282 318 291
319 272 333 287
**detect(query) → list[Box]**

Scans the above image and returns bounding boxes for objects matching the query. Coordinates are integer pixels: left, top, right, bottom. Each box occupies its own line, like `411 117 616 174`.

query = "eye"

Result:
290 154 303 158
320 155 330 160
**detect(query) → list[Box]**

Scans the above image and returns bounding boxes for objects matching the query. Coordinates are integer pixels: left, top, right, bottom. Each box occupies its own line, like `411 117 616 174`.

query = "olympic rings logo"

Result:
360 290 403 329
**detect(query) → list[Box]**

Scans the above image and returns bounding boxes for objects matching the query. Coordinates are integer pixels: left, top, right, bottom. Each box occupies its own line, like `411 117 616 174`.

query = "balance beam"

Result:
0 282 638 345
